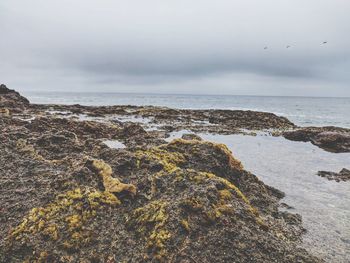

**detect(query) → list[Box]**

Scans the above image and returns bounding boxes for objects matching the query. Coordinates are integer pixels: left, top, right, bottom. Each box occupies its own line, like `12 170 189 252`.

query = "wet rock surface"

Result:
317 168 350 182
283 127 350 153
0 85 339 262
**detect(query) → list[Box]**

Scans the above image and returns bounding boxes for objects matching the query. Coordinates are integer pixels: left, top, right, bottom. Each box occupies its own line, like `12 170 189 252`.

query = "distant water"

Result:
23 92 350 128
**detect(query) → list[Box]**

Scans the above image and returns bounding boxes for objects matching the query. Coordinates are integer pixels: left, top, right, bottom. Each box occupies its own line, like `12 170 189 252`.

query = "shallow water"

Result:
45 110 154 125
103 140 126 149
166 131 350 262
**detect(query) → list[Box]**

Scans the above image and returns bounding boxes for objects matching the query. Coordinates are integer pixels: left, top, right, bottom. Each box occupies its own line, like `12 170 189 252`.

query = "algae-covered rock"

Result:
0 88 323 262
89 158 137 195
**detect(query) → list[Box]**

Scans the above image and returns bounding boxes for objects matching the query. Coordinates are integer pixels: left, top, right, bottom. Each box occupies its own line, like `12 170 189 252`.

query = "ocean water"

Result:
23 92 350 128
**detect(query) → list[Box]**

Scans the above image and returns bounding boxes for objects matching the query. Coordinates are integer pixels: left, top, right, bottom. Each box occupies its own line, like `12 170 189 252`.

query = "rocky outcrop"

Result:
318 168 350 182
0 84 29 111
0 101 322 262
3 85 350 262
283 127 350 153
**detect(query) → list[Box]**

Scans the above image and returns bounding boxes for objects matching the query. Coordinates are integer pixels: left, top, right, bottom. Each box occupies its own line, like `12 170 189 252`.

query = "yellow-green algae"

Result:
166 138 244 171
130 200 171 261
10 188 120 250
180 219 190 232
91 159 137 195
135 147 186 173
189 171 261 220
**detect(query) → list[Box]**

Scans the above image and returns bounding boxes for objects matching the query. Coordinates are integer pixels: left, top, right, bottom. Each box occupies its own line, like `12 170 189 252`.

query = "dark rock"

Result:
312 131 350 153
181 133 203 141
0 84 30 111
280 202 294 210
283 127 350 153
317 168 350 182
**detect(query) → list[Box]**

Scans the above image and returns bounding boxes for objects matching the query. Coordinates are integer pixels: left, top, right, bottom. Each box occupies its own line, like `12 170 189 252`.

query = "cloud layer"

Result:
1 0 349 96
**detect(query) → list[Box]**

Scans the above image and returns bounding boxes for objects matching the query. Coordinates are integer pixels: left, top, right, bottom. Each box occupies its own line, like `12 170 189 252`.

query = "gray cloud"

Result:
1 0 350 96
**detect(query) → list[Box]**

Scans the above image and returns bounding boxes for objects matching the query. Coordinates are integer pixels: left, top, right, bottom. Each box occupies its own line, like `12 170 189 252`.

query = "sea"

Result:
23 92 350 128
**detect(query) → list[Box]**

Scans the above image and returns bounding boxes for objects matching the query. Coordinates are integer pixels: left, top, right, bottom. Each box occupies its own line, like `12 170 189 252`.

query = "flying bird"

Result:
286 45 291 48
322 41 328 44
264 46 268 50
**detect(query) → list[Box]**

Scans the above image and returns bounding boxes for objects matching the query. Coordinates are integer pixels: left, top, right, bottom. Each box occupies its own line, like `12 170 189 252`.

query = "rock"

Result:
280 202 294 210
0 84 30 111
181 133 203 141
317 168 350 182
0 117 322 263
312 131 350 153
0 108 10 116
0 87 327 262
283 127 350 153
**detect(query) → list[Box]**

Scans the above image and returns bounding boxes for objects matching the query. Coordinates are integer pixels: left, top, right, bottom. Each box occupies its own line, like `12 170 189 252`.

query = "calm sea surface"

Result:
23 92 350 128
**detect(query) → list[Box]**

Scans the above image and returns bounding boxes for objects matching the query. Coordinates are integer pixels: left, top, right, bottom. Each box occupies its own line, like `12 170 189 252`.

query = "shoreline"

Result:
21 90 350 129
1 84 349 262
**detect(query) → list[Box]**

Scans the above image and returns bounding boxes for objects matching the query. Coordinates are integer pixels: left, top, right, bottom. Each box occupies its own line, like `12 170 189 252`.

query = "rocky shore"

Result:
1 84 347 262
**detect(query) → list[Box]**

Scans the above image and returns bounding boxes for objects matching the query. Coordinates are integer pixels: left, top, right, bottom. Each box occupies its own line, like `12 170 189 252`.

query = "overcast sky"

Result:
1 0 349 96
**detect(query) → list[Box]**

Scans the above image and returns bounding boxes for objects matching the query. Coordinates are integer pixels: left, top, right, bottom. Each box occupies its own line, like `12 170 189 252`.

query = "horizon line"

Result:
21 90 350 99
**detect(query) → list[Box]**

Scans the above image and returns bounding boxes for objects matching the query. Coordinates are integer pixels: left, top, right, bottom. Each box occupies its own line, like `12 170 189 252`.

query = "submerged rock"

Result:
317 168 350 182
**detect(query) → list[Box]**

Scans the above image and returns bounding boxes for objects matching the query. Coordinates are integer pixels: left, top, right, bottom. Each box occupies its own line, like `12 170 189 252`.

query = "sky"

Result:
1 0 349 96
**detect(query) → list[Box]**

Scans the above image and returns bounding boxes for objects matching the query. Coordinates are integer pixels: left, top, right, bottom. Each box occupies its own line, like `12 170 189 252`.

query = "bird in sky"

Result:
322 41 328 44
286 45 291 48
264 46 268 50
